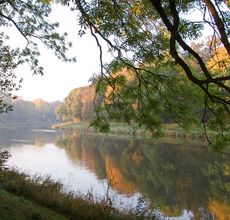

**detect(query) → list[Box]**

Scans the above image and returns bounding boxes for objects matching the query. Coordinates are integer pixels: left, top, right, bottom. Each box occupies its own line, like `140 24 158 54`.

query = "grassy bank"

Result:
0 167 152 220
52 121 207 140
0 188 67 220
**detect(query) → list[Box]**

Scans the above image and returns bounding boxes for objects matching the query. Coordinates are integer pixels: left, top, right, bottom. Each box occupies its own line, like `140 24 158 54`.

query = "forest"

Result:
55 86 99 122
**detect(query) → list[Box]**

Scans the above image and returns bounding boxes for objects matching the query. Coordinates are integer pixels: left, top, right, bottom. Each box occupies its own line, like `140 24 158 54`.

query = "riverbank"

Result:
0 188 67 220
52 121 207 140
52 122 230 150
0 167 146 220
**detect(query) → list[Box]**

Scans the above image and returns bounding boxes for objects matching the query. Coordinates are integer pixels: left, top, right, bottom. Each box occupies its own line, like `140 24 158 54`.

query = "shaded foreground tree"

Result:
70 0 230 149
0 0 75 112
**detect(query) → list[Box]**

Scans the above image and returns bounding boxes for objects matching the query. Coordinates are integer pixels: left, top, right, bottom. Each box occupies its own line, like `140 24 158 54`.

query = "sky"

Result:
14 4 108 102
9 3 214 103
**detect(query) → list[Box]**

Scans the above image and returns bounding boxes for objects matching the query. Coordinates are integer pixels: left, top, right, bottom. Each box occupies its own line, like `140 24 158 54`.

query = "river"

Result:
1 128 230 219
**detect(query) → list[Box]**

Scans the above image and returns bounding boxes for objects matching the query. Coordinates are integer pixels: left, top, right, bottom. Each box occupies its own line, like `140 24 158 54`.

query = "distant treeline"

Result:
0 98 60 123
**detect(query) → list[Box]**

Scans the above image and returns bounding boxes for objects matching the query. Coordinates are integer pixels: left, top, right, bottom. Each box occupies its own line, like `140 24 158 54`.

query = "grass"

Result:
0 188 68 220
0 167 152 220
52 121 149 135
52 121 208 140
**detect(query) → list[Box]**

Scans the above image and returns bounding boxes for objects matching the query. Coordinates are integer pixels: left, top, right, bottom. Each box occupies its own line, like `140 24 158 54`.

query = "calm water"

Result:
1 128 230 219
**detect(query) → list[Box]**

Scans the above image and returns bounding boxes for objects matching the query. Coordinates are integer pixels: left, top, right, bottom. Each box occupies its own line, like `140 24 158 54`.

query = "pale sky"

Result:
14 4 109 102
11 3 213 102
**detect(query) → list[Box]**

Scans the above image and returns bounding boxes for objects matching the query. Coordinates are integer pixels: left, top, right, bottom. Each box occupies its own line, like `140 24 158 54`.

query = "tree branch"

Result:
150 0 230 95
0 11 29 42
204 0 230 54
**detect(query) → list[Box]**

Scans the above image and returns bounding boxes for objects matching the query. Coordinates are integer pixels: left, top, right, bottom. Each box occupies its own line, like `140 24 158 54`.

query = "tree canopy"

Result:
70 0 230 148
55 85 102 122
0 0 75 112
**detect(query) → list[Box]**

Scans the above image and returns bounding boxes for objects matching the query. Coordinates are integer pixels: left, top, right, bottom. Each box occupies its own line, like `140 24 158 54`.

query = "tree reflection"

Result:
56 132 230 218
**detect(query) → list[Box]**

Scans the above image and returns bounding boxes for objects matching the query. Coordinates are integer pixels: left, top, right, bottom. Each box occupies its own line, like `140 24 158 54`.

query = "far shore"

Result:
51 121 209 141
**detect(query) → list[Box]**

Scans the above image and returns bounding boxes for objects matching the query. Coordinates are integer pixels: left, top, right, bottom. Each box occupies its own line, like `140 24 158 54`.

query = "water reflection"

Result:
55 132 230 219
1 129 230 219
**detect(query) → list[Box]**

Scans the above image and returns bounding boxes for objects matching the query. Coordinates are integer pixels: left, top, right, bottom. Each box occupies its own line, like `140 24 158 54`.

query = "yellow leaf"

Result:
132 1 141 15
42 0 52 4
